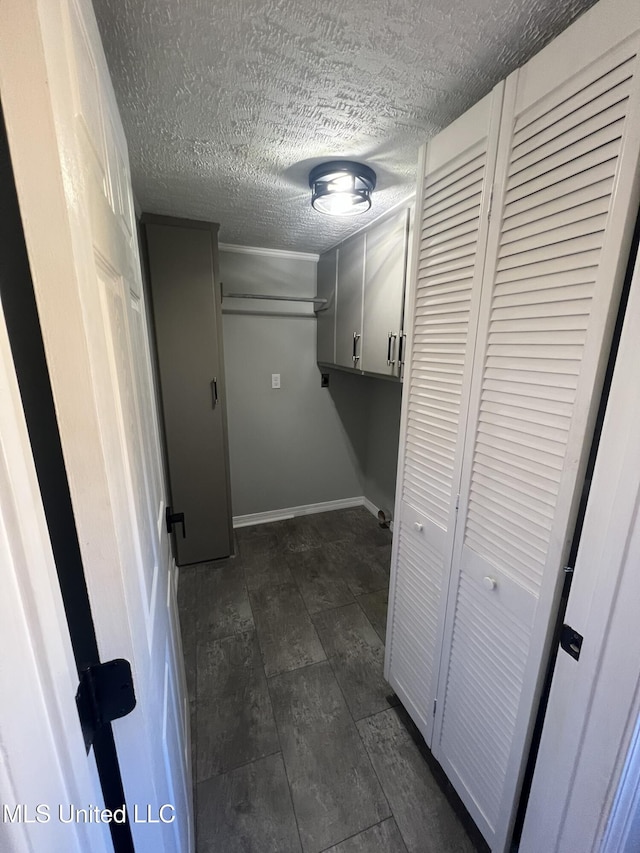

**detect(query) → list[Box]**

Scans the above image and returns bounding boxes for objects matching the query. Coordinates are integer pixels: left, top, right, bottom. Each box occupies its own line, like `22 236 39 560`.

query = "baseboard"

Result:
362 497 378 519
363 497 394 531
232 496 365 528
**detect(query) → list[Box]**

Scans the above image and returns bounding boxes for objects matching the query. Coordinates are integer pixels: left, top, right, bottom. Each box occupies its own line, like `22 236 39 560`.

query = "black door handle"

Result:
165 506 186 539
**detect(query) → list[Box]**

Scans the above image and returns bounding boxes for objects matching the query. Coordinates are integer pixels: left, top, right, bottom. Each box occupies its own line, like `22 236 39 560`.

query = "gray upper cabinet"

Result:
361 209 409 377
316 247 337 365
317 207 410 378
335 233 365 368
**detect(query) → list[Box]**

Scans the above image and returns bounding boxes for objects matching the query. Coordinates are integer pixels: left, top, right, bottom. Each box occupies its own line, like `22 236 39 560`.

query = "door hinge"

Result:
455 494 460 511
433 699 437 717
76 659 136 753
560 624 583 662
488 186 494 221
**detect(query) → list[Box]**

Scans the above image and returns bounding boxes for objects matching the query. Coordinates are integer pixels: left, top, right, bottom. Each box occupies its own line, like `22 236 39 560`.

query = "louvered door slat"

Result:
424 153 486 198
511 73 631 160
386 88 503 745
503 176 614 231
509 113 627 182
512 55 635 143
433 8 640 850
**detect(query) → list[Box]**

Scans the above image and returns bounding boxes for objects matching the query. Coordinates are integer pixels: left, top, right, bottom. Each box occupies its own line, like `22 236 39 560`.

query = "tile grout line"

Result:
266 657 328 681
272 516 393 852
264 669 306 853
317 816 403 853
310 527 403 849
334 536 410 852
195 748 283 788
244 526 312 852
190 512 398 852
301 556 396 839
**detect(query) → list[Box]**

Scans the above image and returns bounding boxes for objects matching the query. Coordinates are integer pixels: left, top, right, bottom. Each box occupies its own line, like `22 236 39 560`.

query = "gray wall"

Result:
361 376 402 516
220 248 403 520
221 249 364 517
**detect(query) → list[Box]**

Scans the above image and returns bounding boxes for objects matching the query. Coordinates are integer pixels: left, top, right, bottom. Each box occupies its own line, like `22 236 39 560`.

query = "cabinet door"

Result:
361 210 409 377
335 234 365 368
145 218 233 565
432 4 640 849
316 247 337 364
385 86 503 744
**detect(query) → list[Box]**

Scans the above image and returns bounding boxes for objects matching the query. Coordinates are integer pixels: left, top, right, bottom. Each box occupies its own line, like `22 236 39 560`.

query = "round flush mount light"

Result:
309 160 376 216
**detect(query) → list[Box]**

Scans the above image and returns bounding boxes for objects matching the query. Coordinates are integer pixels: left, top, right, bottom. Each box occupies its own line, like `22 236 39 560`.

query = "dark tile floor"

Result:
178 506 482 853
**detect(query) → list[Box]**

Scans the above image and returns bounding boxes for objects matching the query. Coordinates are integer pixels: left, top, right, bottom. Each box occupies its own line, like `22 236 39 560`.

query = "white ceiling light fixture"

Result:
309 160 376 216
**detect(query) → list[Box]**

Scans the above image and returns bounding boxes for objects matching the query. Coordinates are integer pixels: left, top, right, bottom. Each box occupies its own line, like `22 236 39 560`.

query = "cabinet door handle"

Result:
387 332 397 366
211 377 218 408
398 332 406 366
352 332 360 363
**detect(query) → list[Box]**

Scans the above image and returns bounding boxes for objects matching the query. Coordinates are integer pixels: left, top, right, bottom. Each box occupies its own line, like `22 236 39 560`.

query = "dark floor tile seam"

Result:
341 700 415 851
354 703 489 853
194 623 255 649
311 599 393 724
317 816 396 853
263 673 306 853
352 597 389 646
349 703 398 726
195 560 258 651
195 748 283 788
284 550 344 622
306 636 394 830
264 655 329 681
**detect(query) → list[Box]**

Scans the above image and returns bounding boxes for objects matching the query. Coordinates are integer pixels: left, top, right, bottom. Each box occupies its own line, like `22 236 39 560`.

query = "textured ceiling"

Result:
93 0 597 253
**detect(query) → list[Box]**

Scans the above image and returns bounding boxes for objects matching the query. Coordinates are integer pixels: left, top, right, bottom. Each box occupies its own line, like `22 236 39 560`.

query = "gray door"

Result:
335 234 365 368
144 216 233 564
361 210 409 376
316 247 337 365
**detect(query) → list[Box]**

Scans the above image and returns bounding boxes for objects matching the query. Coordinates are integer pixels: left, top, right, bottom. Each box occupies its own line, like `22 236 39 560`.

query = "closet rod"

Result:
222 289 327 305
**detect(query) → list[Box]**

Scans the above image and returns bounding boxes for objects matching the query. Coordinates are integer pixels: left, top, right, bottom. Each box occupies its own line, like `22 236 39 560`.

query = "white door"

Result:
0 302 113 853
432 2 640 849
519 249 640 853
0 2 192 852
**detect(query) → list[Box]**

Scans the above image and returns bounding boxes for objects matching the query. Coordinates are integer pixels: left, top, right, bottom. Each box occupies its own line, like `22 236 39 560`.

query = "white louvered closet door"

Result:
384 86 504 744
432 0 640 849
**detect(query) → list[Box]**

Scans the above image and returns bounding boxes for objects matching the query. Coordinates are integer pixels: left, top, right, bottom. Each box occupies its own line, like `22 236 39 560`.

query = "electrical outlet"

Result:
271 373 281 389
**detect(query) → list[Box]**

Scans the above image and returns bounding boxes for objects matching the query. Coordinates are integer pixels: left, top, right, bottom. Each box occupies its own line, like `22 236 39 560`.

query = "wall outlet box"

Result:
271 373 281 389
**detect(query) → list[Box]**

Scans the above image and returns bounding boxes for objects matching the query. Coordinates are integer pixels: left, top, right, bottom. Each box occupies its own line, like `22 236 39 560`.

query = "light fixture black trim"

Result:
309 160 376 216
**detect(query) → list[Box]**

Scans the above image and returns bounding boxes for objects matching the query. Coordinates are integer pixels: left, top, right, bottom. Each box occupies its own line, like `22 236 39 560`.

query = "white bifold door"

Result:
385 0 640 849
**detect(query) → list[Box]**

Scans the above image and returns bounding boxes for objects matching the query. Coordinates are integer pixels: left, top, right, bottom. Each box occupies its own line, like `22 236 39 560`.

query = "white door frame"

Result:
520 242 640 852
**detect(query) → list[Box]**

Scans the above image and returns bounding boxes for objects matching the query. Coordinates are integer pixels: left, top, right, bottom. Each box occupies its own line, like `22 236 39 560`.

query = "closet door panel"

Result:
335 234 365 368
433 9 640 850
361 209 409 376
316 247 337 365
385 87 504 745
